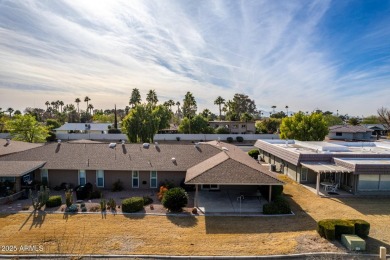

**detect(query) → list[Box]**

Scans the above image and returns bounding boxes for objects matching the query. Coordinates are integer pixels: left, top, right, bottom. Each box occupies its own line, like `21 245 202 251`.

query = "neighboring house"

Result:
55 123 112 134
0 139 43 157
328 125 373 141
254 139 390 196
0 140 283 202
158 124 179 134
208 121 256 134
362 124 389 137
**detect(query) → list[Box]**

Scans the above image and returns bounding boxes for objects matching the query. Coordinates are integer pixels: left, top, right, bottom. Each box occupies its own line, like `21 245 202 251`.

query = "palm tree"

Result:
146 89 158 107
75 98 81 113
7 107 14 118
88 104 94 115
84 96 91 112
176 101 181 117
59 101 64 113
271 105 276 114
129 88 141 108
214 96 225 121
45 101 50 111
51 101 56 111
285 105 289 117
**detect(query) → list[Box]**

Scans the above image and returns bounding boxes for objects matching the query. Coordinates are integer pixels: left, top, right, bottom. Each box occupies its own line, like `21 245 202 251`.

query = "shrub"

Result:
89 190 102 199
122 197 144 213
81 207 87 212
112 179 124 192
143 196 153 205
317 219 370 240
176 137 181 141
259 185 283 201
107 198 116 210
108 128 121 134
65 190 73 207
162 187 188 212
192 208 198 214
236 136 244 142
226 137 233 143
80 202 85 208
89 205 100 212
248 149 260 159
157 186 169 201
263 196 291 215
100 199 107 211
215 126 230 134
46 195 62 208
65 204 78 213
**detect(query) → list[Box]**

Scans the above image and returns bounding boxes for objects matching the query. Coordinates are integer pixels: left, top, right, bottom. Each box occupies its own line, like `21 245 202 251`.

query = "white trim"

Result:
150 171 157 188
96 170 104 188
78 170 86 186
132 171 139 188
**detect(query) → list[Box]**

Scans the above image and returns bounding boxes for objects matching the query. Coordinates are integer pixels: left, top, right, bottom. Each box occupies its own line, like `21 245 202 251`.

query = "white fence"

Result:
0 133 10 139
154 134 279 141
56 133 128 141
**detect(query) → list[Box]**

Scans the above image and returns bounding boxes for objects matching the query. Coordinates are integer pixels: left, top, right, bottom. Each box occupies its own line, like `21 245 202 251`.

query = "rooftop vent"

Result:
6 139 10 145
57 139 62 144
222 147 229 151
194 142 200 147
155 141 159 147
143 143 150 148
109 143 116 149
171 157 176 162
121 139 125 145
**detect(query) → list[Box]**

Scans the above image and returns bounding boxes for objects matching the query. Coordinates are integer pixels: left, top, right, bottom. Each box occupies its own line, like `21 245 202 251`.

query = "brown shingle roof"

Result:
0 161 46 177
0 139 44 157
0 142 222 171
185 141 284 185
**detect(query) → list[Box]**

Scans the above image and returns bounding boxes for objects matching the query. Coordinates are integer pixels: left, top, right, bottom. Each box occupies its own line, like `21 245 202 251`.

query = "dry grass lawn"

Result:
0 175 389 256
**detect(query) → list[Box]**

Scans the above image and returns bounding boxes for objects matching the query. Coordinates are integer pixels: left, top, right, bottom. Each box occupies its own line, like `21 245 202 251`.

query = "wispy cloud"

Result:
0 0 389 116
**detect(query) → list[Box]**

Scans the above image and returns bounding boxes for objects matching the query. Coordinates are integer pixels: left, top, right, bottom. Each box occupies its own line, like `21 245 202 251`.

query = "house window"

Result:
150 171 157 188
41 169 48 185
78 170 86 186
241 124 246 128
336 132 342 136
132 171 139 188
201 184 219 190
301 167 308 182
96 170 104 188
0 177 15 182
358 174 379 190
379 175 390 190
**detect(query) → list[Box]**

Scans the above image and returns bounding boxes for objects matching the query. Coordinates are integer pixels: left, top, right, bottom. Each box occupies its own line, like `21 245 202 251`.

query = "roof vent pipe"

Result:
6 139 10 145
143 143 150 148
121 139 125 145
57 139 62 144
109 143 116 149
171 157 176 162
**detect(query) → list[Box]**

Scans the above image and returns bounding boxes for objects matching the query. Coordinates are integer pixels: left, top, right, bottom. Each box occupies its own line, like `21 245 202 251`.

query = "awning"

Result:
0 161 46 177
300 162 353 174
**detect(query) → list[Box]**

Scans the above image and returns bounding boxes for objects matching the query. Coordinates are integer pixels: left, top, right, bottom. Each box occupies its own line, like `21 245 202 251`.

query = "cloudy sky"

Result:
0 0 389 116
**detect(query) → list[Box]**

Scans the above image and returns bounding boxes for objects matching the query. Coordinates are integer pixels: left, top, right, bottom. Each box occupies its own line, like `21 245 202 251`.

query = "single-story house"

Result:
0 139 283 202
254 139 390 196
55 123 112 134
0 139 43 157
362 124 389 137
328 125 373 141
208 121 256 134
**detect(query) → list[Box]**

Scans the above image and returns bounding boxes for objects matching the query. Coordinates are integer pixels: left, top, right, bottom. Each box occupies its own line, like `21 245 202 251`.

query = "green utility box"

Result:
341 234 366 251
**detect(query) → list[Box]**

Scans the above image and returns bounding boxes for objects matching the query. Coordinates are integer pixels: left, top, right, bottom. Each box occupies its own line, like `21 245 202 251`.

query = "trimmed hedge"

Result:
317 219 370 240
236 136 244 142
263 196 291 215
46 195 62 208
162 187 188 212
226 137 233 143
122 197 144 213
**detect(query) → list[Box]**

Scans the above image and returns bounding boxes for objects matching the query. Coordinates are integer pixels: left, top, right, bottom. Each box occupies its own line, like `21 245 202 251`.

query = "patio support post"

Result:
316 172 320 196
195 184 198 208
268 185 272 202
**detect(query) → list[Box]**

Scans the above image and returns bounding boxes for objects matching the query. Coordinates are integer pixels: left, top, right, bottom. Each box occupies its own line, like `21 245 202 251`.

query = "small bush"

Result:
226 137 233 143
317 219 370 241
263 196 291 215
112 179 124 192
89 205 100 212
108 198 116 210
162 187 188 212
192 208 198 214
176 137 181 141
143 196 153 205
157 186 169 201
65 190 73 207
89 190 102 199
100 199 107 211
248 149 260 159
259 185 283 201
80 202 85 208
46 195 62 208
108 128 121 134
81 207 87 212
65 204 78 213
236 136 244 142
215 126 230 134
122 197 144 213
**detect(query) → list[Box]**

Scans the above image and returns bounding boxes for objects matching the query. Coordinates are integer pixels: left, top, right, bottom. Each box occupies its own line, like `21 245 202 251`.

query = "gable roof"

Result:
55 123 111 131
0 139 44 157
0 161 46 177
185 141 284 185
329 125 373 133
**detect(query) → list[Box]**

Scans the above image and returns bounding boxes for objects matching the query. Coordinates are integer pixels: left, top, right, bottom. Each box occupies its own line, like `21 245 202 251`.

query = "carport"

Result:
185 149 284 213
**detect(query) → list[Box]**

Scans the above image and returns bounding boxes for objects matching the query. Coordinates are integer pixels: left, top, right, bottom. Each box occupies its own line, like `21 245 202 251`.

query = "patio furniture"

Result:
329 183 339 193
320 182 333 191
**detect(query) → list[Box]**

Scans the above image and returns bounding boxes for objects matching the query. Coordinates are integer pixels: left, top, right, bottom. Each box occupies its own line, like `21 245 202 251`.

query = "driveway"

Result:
197 190 265 213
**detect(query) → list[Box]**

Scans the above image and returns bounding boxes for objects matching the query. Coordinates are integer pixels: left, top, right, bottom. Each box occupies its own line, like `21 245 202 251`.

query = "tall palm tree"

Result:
7 107 14 118
45 101 50 111
84 96 91 112
129 88 141 108
51 101 56 111
146 89 158 107
271 105 276 114
176 101 181 117
59 101 64 113
285 105 289 117
75 98 81 113
214 96 225 121
88 104 94 115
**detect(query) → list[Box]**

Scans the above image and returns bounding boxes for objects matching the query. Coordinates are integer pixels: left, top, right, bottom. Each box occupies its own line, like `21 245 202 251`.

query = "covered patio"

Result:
300 162 354 196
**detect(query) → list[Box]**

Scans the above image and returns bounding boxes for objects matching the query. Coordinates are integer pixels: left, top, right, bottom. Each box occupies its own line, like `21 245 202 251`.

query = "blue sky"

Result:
0 0 389 116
